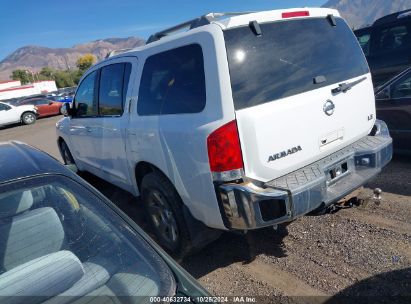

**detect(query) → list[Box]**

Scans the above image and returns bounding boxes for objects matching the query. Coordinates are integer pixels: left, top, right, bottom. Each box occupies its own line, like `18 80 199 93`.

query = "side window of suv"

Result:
357 33 370 56
99 63 131 116
138 44 206 115
74 71 97 117
374 25 409 53
392 75 411 99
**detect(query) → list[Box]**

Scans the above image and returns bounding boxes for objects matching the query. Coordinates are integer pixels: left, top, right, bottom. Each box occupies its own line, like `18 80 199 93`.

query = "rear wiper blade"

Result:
331 76 367 94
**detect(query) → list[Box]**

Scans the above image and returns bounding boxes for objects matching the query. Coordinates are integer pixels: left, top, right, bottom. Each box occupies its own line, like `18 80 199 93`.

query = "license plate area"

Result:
326 161 349 185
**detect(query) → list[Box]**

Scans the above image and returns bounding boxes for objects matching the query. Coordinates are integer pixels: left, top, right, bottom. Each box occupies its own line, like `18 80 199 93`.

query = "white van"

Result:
56 8 393 256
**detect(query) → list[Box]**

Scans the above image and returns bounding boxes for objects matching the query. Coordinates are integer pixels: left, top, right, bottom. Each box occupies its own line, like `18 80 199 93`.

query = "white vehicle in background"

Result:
0 102 38 127
57 8 393 257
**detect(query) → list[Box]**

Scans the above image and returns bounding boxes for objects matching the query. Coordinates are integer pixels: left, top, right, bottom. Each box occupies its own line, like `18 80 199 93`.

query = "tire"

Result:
141 172 191 258
60 140 76 166
21 112 36 125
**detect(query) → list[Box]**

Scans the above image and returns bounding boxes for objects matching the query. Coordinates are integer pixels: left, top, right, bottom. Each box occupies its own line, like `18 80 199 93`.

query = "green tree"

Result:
76 53 96 71
11 69 31 84
39 67 55 79
54 70 76 88
70 69 83 85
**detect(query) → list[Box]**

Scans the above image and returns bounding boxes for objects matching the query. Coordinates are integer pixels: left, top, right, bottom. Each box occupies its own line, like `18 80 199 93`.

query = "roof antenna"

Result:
249 20 262 36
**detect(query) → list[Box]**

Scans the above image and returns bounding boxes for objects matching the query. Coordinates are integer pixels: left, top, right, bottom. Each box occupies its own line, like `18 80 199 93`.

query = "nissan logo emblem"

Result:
323 100 335 116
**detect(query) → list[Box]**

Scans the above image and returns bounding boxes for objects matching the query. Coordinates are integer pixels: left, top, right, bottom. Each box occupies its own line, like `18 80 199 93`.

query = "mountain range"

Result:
323 0 411 28
2 0 411 81
0 37 145 81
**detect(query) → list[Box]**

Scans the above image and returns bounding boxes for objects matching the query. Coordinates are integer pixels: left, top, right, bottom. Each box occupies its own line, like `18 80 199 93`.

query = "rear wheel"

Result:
141 172 191 259
21 112 36 125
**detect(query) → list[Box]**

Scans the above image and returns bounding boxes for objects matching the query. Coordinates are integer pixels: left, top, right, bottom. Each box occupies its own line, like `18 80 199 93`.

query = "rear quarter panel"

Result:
127 25 235 229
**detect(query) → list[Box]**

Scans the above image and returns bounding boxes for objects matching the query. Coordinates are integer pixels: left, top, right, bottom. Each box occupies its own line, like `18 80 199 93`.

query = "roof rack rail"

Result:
373 8 411 26
146 12 254 44
105 48 134 58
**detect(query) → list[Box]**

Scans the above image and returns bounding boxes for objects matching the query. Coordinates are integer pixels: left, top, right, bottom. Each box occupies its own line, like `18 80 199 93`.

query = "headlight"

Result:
370 119 390 137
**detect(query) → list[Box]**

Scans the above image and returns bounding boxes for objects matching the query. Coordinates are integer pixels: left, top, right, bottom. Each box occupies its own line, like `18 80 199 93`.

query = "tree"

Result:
76 53 96 71
54 70 76 88
11 69 31 84
39 67 55 79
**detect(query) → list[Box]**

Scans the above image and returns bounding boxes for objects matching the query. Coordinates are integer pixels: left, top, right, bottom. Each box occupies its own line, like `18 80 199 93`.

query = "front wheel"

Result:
141 172 191 259
21 112 36 125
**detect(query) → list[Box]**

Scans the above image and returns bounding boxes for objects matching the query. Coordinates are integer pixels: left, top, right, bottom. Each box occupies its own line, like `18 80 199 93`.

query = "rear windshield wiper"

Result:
331 76 367 94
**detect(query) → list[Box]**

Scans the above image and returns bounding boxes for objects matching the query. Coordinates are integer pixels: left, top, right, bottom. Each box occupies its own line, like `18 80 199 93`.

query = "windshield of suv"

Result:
0 175 175 302
224 17 370 110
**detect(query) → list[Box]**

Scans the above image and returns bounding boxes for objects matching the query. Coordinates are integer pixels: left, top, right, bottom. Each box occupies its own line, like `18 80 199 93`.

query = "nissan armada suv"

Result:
56 8 393 256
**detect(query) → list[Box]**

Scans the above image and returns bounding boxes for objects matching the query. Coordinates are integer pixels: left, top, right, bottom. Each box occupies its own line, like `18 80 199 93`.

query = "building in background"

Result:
0 80 57 100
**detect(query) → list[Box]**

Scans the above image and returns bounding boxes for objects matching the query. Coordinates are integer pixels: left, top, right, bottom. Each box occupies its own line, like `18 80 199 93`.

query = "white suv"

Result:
56 8 392 256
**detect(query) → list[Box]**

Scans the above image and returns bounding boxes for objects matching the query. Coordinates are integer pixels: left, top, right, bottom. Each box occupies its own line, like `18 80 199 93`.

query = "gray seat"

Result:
0 190 34 219
0 250 85 304
0 188 117 302
0 203 65 271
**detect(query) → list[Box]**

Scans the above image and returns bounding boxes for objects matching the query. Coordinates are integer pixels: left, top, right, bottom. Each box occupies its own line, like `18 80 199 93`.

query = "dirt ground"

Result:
180 156 411 303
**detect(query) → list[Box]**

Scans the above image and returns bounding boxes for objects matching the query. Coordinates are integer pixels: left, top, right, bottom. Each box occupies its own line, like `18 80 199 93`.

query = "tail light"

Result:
282 11 310 18
207 120 244 181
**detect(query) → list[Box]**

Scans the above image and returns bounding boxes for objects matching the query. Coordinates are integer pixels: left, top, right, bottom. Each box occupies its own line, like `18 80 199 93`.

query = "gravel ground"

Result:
2 116 410 303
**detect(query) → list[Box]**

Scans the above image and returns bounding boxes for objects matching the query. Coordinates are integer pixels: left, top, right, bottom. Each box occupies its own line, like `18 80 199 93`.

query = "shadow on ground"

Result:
365 154 411 197
325 267 411 304
79 172 146 228
80 171 290 278
182 225 289 279
0 122 21 130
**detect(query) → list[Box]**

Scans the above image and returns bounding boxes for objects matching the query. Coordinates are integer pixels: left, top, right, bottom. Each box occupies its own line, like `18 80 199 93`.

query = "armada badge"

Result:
268 146 302 163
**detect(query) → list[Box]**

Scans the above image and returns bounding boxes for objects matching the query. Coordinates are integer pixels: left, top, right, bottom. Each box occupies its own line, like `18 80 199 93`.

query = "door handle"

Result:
86 126 92 132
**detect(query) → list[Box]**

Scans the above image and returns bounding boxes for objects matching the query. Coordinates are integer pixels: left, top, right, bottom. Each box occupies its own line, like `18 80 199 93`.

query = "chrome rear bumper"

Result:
216 123 393 230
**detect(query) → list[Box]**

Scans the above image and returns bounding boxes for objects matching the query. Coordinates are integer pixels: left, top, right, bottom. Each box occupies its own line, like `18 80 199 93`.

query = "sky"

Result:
0 0 326 61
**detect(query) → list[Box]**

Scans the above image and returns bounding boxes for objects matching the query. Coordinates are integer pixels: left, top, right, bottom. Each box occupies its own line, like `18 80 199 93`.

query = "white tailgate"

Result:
236 74 376 182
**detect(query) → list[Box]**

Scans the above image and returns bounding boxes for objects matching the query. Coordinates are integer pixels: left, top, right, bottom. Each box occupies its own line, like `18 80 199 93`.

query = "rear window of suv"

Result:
224 17 370 110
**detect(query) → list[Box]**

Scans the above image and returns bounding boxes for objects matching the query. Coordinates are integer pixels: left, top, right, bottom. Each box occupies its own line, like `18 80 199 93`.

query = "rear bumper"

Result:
216 125 392 230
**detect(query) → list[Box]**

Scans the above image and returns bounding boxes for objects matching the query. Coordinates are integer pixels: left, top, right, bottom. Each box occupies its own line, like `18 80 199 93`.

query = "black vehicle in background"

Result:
375 67 411 154
354 9 411 87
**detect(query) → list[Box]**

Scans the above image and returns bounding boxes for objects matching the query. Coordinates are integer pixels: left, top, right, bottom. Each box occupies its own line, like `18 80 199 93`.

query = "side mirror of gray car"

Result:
62 103 72 117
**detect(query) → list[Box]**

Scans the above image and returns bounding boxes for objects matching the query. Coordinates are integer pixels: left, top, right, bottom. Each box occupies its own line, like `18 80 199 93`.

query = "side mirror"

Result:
62 102 72 117
375 87 390 100
49 101 53 105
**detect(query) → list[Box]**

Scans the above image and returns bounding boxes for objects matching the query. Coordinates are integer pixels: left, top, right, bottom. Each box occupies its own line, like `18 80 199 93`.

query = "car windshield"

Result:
0 175 176 302
224 17 370 110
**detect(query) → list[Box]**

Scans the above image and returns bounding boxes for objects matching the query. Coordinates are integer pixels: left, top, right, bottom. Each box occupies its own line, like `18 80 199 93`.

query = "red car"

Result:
17 98 63 117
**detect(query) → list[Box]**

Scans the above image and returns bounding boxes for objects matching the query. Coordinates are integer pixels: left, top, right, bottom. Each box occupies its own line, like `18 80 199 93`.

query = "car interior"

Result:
0 179 175 304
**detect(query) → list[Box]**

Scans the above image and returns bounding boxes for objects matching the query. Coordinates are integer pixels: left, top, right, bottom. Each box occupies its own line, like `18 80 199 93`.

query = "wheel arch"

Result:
20 110 36 118
134 160 221 251
134 161 165 192
20 111 37 124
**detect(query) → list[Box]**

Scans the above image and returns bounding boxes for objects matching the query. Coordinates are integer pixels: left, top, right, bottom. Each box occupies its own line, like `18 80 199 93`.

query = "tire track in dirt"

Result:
239 260 326 296
284 234 371 281
337 208 411 236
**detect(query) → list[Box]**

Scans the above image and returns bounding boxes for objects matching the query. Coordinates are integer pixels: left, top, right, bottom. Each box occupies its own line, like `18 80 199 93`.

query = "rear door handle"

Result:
86 126 92 132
